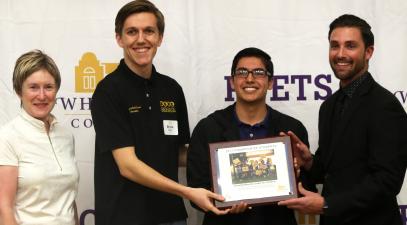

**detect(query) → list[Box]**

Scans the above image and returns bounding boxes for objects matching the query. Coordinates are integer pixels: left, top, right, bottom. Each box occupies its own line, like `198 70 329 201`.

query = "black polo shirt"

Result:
91 59 190 225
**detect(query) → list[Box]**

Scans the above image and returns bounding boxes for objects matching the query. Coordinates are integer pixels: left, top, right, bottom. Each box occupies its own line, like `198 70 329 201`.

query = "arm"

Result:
113 146 228 215
324 99 407 216
91 83 228 214
0 166 18 225
187 120 217 211
283 131 313 170
187 119 247 214
281 96 407 216
282 129 325 184
278 126 323 213
278 182 324 214
285 123 319 193
278 125 324 213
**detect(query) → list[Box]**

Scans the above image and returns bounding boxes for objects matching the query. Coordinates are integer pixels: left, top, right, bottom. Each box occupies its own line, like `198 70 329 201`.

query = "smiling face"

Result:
116 12 163 77
19 69 57 123
329 27 373 87
230 56 272 105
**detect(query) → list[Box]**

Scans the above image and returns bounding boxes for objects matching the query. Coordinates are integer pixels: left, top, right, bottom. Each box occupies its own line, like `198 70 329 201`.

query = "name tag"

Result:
163 120 178 135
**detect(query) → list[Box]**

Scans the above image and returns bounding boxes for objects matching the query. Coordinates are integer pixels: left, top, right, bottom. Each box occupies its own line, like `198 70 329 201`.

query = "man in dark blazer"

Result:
187 47 315 225
279 14 407 225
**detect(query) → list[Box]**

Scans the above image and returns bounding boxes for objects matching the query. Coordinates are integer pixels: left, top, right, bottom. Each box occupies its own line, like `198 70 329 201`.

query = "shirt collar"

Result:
119 59 157 85
233 106 271 128
340 72 369 98
20 108 57 132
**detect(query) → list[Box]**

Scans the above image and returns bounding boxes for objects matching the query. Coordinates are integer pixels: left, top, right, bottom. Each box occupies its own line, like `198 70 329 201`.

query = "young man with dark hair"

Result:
91 1 227 225
187 47 311 225
279 14 407 225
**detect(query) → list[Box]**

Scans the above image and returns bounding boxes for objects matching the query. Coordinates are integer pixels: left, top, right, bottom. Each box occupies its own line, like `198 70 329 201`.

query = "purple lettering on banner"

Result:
270 75 289 101
394 91 407 104
71 119 79 128
80 209 95 225
400 205 407 225
56 97 93 110
57 97 77 110
314 74 332 100
224 74 333 102
224 76 235 101
291 75 311 101
80 97 92 110
71 118 94 128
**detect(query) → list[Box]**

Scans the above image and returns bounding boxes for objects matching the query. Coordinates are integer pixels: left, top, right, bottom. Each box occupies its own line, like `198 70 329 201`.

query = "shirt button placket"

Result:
144 81 152 111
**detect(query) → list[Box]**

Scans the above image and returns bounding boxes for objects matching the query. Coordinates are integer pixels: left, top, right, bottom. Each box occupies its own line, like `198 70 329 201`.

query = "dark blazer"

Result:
310 73 407 225
187 104 313 225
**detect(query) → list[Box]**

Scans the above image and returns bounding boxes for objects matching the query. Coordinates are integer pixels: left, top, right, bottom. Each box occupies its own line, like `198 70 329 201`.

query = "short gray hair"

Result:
13 49 61 96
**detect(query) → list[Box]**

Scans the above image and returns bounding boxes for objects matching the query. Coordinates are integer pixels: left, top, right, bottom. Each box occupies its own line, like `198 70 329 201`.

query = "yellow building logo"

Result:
75 52 118 93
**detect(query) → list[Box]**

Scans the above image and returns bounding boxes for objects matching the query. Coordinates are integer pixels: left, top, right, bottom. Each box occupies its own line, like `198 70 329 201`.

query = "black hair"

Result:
329 14 374 47
231 47 274 78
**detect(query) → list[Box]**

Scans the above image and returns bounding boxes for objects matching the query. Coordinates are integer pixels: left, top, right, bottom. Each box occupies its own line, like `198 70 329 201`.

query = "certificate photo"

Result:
209 136 297 208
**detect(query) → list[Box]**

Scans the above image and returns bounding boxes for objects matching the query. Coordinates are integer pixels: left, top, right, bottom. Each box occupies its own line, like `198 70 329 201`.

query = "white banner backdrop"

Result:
1 1 407 224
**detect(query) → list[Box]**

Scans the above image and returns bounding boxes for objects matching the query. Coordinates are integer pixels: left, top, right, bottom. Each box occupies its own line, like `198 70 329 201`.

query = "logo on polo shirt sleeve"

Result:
160 101 176 113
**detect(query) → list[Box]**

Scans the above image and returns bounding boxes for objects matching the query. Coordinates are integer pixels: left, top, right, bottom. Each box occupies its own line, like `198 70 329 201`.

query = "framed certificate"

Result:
209 136 297 208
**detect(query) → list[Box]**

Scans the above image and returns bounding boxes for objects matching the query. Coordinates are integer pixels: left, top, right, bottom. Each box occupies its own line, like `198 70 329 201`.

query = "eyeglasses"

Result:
233 68 270 78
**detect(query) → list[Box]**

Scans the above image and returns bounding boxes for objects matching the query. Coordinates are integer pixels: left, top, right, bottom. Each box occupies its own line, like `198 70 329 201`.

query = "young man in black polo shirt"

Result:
91 1 228 225
187 47 312 225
